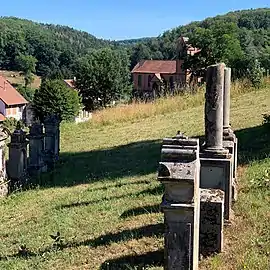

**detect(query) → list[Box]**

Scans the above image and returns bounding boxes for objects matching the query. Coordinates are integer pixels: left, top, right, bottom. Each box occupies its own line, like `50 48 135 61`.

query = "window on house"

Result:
148 75 152 88
138 75 142 88
19 106 23 113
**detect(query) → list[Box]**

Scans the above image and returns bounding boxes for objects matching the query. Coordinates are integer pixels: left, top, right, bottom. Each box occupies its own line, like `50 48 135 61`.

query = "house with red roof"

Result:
0 75 28 121
131 36 201 97
131 59 187 96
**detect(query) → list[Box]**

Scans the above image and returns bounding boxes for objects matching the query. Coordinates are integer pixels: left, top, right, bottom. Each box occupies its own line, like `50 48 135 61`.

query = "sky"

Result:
1 0 269 40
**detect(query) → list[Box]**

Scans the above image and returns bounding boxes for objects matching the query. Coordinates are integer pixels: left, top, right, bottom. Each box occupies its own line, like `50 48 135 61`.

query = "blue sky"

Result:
1 0 269 40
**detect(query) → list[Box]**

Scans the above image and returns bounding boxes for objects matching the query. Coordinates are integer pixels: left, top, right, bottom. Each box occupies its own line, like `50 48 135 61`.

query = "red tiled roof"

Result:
0 76 28 106
0 113 5 121
64 79 76 89
131 60 177 74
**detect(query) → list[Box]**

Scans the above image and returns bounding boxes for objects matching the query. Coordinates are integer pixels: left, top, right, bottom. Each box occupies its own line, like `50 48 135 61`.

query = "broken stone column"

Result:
223 67 238 202
200 63 233 221
204 63 225 153
158 133 200 270
27 123 47 176
44 115 60 170
0 128 8 197
7 127 28 189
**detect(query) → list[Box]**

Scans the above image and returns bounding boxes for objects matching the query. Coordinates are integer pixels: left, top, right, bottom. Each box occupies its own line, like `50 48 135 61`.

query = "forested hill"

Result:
0 17 114 78
0 8 269 80
130 8 270 69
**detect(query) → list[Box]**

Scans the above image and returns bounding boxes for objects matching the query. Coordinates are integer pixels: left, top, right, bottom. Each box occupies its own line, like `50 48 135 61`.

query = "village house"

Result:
131 36 201 98
0 75 28 122
63 78 92 123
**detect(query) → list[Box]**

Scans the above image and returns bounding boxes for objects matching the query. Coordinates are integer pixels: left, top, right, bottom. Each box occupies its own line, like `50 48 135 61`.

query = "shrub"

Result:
2 117 24 132
16 84 35 102
33 79 82 122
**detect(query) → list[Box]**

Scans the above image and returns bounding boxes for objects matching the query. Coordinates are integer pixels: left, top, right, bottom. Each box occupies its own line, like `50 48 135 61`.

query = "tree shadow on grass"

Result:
0 223 164 262
39 139 162 188
57 185 164 210
235 124 270 165
120 204 160 219
100 250 164 269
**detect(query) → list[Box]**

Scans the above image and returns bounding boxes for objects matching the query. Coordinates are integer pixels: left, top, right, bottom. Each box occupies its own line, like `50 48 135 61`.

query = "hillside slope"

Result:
0 83 269 269
0 17 114 77
130 8 270 68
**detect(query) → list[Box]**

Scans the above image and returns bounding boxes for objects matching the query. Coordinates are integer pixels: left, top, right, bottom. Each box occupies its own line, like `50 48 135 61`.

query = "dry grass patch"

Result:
0 82 269 269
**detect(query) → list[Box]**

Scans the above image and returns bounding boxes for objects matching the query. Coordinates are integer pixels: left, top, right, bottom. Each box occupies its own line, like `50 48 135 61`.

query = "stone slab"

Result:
200 156 233 221
200 189 224 256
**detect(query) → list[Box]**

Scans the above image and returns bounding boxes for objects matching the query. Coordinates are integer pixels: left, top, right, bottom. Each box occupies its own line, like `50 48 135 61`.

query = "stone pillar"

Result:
7 128 28 188
201 63 233 221
44 115 60 170
205 63 225 153
158 133 200 270
27 123 47 176
0 129 8 197
222 67 238 202
223 67 231 131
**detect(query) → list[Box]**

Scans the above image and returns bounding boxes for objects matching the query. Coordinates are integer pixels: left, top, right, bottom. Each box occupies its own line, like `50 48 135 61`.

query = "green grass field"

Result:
0 83 269 269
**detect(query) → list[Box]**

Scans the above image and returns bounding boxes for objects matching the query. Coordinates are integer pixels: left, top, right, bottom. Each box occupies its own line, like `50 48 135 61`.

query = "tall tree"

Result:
33 79 81 122
75 48 131 110
15 53 37 88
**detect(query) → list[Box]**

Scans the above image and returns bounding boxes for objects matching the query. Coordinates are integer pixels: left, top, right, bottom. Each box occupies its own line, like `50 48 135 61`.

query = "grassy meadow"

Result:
0 80 269 269
0 70 41 90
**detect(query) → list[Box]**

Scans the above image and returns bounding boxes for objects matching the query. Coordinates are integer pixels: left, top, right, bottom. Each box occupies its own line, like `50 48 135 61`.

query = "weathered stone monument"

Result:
200 63 233 222
222 67 238 202
0 128 9 197
44 115 60 170
158 133 200 270
158 63 238 268
7 126 28 189
27 123 47 176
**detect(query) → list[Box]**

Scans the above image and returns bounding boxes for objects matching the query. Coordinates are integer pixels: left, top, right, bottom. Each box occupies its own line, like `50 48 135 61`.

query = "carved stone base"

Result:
162 204 199 270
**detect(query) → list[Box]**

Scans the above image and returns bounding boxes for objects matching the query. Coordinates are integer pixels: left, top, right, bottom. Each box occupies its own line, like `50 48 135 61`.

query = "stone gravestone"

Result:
7 126 28 189
44 115 60 170
222 67 238 202
200 63 233 222
0 128 9 197
158 132 200 270
27 123 47 176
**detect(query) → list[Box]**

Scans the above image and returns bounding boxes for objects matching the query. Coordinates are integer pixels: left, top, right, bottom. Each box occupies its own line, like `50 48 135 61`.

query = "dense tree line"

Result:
129 8 270 75
0 8 270 115
0 17 114 78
